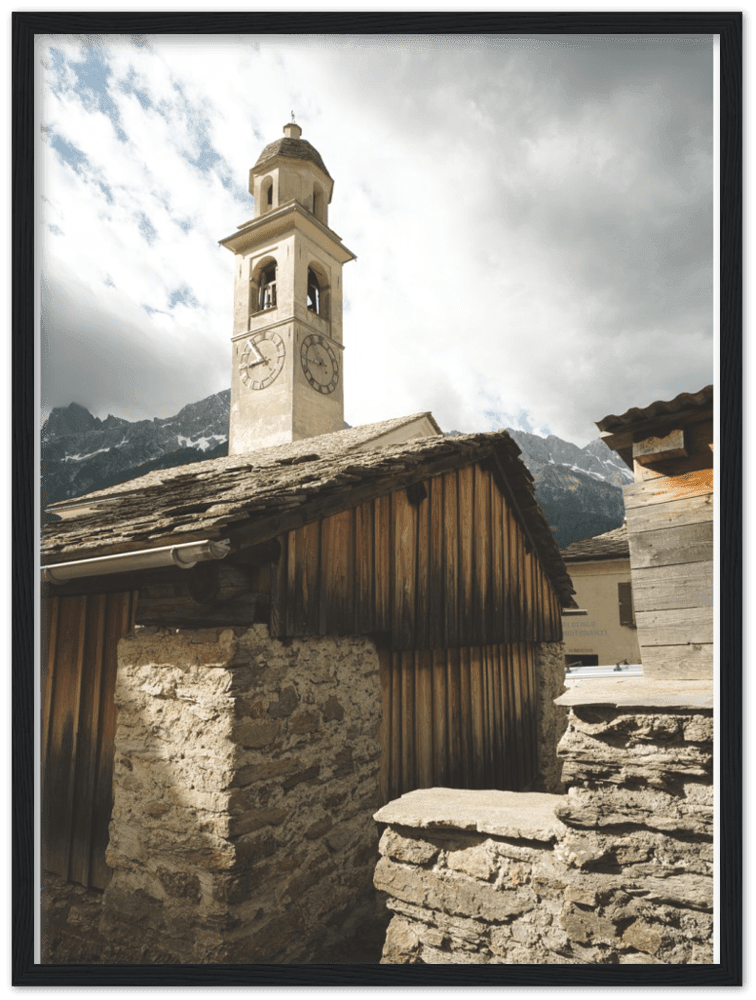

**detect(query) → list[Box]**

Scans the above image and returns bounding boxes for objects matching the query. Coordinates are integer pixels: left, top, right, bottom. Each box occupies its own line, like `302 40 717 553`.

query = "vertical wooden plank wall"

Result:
42 590 137 889
272 463 563 649
379 642 539 803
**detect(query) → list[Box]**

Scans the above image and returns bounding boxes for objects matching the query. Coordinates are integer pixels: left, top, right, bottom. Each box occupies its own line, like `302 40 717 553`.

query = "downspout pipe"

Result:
42 538 231 584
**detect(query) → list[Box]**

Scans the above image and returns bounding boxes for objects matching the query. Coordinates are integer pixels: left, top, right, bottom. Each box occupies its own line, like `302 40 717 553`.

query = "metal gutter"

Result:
42 538 231 584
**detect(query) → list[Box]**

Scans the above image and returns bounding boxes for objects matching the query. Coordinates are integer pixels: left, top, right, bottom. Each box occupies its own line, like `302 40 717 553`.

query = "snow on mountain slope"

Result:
41 391 230 508
505 428 633 487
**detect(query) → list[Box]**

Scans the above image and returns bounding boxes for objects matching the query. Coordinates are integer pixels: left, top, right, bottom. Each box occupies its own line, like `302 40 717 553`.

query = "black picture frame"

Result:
13 10 742 987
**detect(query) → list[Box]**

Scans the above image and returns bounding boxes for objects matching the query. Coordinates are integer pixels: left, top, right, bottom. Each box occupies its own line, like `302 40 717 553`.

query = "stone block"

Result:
156 867 202 903
381 916 420 963
228 807 288 837
374 788 567 841
231 756 302 792
305 816 333 840
374 857 535 923
268 686 299 718
325 822 361 852
290 711 320 734
564 886 598 907
445 842 498 882
379 827 439 865
322 695 345 722
280 860 336 903
621 918 663 955
419 944 489 964
233 719 280 749
282 764 320 791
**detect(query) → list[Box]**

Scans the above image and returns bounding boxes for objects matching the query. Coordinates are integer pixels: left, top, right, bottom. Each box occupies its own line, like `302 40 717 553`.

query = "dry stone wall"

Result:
535 641 567 794
41 873 108 964
89 624 383 964
374 680 713 965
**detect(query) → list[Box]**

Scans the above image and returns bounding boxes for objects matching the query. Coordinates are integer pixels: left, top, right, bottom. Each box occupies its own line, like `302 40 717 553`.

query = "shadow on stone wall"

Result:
43 624 390 965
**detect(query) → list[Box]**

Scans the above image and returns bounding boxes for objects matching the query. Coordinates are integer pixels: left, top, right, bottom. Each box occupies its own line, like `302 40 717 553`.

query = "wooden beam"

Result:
631 562 713 613
134 592 270 629
633 428 688 465
627 521 713 570
639 642 713 680
624 491 713 530
623 468 714 507
134 563 269 628
635 606 713 645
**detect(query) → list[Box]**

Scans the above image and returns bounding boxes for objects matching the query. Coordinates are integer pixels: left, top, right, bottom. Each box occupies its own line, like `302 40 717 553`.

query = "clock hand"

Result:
246 341 268 367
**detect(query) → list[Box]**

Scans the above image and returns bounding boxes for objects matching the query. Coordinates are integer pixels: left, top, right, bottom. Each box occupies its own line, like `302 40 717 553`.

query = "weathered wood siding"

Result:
271 463 564 650
42 590 137 889
624 418 713 679
379 642 538 802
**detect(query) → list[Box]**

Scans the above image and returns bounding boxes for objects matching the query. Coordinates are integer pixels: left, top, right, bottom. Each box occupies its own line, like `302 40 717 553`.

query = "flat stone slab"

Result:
374 788 567 842
555 677 713 710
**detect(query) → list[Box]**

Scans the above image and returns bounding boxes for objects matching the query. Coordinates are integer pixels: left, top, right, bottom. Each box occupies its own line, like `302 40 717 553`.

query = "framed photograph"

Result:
13 10 741 987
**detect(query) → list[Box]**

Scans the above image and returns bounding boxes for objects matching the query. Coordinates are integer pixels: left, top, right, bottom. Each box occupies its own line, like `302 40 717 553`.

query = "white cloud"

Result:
38 33 714 446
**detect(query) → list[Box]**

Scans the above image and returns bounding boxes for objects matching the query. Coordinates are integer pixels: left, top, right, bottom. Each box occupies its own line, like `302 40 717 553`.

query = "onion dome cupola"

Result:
249 122 334 225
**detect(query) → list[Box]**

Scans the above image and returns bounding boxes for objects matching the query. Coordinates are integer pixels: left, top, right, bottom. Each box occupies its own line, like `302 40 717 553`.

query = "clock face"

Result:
300 334 339 394
239 332 285 390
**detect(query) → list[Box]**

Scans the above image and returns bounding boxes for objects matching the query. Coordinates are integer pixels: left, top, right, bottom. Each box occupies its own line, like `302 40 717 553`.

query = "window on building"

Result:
566 655 599 669
618 581 635 627
307 268 320 315
259 263 277 310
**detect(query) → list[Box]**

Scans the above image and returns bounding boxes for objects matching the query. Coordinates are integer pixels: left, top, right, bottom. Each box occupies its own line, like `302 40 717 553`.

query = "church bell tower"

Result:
220 122 356 454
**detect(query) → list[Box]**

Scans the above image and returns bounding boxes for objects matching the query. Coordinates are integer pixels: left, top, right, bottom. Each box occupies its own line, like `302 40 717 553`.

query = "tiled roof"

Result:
254 137 331 179
596 386 713 435
560 524 629 562
43 418 575 606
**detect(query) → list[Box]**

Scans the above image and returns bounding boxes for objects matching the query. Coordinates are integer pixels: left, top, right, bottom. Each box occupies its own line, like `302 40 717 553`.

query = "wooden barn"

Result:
41 419 575 963
597 385 713 679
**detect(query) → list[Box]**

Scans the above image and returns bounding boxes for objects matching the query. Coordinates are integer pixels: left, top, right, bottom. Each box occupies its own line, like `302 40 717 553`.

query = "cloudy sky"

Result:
37 31 714 446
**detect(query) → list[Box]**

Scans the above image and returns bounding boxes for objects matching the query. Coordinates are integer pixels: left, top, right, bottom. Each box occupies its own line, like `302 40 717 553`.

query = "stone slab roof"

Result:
560 524 629 563
43 415 575 605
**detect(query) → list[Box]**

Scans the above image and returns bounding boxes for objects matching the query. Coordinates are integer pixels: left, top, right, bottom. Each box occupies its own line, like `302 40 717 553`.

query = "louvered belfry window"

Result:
618 581 635 627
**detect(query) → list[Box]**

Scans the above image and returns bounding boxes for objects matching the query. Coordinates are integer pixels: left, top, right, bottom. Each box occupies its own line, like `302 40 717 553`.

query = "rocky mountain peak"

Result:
42 401 101 442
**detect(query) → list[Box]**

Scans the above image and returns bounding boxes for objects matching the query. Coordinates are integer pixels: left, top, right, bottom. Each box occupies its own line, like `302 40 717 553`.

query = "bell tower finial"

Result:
283 117 302 140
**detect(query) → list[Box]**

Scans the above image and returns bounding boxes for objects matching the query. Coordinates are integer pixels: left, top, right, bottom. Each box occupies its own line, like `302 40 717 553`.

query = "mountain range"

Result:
503 428 631 547
41 392 630 546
